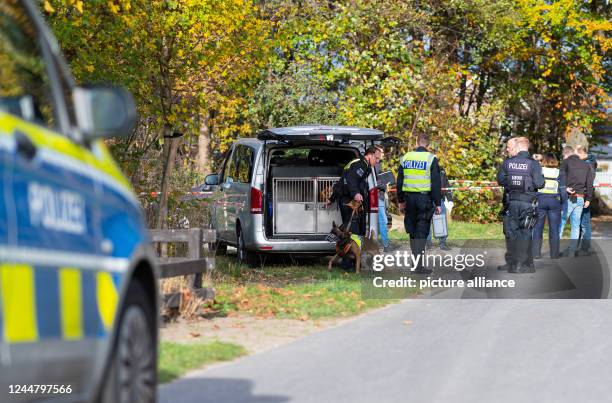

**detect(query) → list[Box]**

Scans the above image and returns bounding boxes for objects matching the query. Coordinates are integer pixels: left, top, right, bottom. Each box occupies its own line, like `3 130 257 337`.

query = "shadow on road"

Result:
159 377 289 403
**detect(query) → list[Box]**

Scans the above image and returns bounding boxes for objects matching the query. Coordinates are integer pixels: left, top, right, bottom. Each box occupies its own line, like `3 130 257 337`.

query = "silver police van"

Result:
205 126 389 265
0 1 158 402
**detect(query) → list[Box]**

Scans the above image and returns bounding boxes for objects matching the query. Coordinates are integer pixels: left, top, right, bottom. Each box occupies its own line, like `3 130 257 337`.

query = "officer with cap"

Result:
496 137 545 273
329 146 383 235
397 133 441 274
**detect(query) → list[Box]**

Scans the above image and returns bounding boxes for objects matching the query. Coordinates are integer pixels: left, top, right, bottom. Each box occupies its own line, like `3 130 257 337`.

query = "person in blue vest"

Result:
532 153 566 259
397 133 442 274
496 137 545 273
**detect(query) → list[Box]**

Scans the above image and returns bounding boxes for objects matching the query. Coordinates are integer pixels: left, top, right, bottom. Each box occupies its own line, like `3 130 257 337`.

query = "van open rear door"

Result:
258 125 384 142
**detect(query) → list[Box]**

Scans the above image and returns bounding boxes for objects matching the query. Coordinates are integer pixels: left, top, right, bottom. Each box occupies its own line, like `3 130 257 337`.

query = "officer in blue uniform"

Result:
397 133 442 274
496 137 545 273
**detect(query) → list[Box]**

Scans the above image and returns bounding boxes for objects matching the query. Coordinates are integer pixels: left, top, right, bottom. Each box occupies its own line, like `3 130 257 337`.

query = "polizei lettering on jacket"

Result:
28 182 87 235
402 160 428 170
508 162 528 170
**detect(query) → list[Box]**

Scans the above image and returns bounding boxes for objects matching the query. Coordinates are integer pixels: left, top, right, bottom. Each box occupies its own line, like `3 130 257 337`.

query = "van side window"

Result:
236 146 254 183
0 1 55 127
228 145 253 184
219 146 234 183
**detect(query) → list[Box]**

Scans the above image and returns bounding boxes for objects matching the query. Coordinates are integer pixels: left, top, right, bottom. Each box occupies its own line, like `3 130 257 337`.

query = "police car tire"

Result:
237 227 258 267
100 281 156 403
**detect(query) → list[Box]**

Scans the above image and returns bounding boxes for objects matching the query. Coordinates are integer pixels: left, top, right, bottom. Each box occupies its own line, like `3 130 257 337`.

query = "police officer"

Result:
498 138 517 271
532 153 566 259
329 146 383 235
497 137 545 273
397 133 441 274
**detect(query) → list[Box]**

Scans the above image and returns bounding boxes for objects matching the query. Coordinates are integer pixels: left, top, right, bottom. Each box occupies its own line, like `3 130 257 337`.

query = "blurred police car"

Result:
0 1 158 402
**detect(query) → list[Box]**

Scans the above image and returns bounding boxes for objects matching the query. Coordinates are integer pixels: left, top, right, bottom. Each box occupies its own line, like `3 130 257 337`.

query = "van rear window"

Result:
269 148 356 168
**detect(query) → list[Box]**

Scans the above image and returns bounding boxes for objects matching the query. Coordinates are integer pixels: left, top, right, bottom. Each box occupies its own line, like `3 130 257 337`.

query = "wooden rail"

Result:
150 228 215 300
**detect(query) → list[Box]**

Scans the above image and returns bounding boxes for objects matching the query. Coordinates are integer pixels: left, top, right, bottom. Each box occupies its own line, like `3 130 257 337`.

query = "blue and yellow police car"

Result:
0 1 158 402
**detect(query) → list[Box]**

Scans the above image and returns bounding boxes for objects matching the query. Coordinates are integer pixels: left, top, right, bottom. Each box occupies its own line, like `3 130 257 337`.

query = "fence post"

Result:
186 228 202 289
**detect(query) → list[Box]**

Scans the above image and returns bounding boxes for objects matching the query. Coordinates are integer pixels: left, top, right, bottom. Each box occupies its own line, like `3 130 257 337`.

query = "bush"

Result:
451 189 502 223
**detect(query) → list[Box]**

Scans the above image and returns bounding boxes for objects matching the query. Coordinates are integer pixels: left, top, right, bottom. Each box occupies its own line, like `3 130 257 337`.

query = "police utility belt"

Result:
507 192 536 203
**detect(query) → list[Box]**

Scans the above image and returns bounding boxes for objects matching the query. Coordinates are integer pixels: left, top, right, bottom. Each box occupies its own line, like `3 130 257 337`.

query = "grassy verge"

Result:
202 257 398 320
158 340 246 383
388 219 569 241
389 220 504 240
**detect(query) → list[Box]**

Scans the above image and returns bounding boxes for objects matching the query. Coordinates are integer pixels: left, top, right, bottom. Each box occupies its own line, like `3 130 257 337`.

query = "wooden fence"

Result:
149 228 216 304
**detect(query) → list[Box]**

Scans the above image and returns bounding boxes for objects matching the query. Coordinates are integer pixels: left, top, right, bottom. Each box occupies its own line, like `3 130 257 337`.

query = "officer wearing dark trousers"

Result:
497 137 545 273
499 138 517 270
397 133 442 274
532 153 566 259
329 146 383 235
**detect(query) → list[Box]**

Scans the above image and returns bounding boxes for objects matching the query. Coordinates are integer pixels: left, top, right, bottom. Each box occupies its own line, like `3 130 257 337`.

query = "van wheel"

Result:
209 238 227 256
100 281 156 403
210 241 227 256
237 227 258 267
208 219 227 255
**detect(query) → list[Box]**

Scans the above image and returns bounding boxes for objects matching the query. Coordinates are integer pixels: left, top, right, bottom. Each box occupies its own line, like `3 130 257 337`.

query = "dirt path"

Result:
160 314 342 354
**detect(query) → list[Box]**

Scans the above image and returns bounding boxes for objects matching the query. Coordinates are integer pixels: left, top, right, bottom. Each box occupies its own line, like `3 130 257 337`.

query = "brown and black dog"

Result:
328 221 379 274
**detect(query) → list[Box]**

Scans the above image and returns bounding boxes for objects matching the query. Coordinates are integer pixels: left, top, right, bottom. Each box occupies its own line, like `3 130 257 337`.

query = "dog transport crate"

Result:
273 177 341 235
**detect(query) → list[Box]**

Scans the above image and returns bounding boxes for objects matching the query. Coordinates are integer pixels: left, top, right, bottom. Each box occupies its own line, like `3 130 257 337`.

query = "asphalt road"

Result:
160 296 612 403
159 233 612 403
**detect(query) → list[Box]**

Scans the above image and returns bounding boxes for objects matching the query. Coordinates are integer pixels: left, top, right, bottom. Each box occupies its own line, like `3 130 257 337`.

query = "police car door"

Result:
0 1 97 394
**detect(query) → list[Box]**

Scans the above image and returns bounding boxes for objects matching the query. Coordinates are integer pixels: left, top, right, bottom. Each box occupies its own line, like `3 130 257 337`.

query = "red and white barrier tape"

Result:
139 191 213 198
141 182 612 198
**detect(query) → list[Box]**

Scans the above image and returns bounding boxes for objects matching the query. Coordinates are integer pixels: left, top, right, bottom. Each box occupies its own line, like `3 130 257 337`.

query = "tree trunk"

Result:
156 131 181 230
197 110 211 176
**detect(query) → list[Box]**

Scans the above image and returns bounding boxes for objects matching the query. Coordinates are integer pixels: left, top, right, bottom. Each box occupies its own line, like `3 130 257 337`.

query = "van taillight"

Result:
369 187 379 212
250 187 263 214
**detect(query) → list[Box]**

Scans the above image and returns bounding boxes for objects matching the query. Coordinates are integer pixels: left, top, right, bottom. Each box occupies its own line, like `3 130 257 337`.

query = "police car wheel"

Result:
101 281 156 403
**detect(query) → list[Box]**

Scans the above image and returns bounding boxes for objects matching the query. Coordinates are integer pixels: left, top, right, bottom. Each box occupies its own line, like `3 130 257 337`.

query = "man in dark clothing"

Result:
558 146 576 237
329 146 383 235
497 137 545 273
560 145 595 256
397 133 442 274
578 149 597 255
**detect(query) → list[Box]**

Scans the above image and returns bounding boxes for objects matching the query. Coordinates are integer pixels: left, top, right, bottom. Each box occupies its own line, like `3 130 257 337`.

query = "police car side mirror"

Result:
73 86 137 139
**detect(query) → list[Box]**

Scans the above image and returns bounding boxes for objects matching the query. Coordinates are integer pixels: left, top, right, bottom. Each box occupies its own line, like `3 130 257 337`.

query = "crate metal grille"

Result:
274 178 315 203
273 177 340 235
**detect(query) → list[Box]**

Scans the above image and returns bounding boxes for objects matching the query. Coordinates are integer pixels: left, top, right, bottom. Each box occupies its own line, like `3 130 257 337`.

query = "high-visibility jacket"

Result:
344 159 361 171
400 151 435 192
539 167 560 195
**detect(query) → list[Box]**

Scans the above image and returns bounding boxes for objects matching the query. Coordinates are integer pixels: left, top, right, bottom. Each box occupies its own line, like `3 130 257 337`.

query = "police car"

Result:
0 1 158 402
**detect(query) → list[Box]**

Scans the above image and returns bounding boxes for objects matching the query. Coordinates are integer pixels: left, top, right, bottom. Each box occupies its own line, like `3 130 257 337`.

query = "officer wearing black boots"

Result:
397 133 442 274
496 137 545 273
